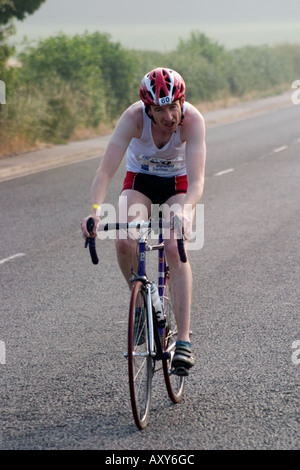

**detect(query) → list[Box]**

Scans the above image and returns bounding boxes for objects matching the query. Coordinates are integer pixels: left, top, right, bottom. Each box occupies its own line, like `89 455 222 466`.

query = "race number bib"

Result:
158 96 171 106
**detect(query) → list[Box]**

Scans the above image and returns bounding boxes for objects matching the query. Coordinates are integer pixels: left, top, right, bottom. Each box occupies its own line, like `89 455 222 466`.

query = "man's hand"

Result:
80 215 100 239
173 205 194 240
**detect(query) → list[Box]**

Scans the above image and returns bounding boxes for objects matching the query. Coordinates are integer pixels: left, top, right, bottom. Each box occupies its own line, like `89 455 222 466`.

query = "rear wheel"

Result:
162 273 185 403
128 281 153 429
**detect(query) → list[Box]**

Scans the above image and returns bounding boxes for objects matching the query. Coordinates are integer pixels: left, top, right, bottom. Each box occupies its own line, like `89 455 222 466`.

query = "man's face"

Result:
148 100 182 131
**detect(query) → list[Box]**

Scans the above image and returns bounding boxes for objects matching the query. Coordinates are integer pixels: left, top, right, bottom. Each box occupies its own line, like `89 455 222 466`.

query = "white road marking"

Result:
214 168 235 176
273 145 288 153
0 341 6 365
0 253 26 265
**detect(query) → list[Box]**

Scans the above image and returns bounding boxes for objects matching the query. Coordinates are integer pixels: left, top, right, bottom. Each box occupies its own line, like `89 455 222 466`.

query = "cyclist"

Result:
81 67 206 374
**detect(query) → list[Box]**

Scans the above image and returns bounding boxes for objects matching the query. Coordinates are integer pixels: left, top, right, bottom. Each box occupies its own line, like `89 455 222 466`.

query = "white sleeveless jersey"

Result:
126 101 187 177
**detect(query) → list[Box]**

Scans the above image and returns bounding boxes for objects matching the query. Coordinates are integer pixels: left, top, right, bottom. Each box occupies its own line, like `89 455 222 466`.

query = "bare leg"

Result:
164 238 192 342
162 194 195 343
115 190 152 289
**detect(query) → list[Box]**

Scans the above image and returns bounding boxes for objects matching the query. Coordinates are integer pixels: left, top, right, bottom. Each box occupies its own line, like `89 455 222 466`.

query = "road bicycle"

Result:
85 211 187 430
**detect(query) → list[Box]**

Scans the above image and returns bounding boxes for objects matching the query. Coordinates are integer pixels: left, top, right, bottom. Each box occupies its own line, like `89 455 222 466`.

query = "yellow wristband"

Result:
90 204 100 212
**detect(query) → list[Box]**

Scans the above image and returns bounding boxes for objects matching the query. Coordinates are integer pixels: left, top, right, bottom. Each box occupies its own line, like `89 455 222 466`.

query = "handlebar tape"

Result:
173 215 187 263
86 217 99 265
177 238 187 263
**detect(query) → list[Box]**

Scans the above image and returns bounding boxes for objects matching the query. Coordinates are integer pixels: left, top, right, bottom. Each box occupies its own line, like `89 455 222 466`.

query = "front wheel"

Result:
162 275 185 403
128 281 153 429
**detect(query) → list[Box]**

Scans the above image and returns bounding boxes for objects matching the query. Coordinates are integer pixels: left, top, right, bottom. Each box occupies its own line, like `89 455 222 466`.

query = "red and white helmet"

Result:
139 67 185 107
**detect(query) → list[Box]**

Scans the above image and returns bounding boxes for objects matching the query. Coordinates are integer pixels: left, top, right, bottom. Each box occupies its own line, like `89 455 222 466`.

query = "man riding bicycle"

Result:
81 67 206 374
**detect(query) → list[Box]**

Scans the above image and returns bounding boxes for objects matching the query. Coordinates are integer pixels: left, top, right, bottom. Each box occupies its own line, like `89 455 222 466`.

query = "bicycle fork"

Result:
146 283 156 358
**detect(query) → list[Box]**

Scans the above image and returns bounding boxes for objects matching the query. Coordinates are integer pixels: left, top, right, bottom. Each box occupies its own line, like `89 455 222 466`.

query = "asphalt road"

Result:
0 102 299 451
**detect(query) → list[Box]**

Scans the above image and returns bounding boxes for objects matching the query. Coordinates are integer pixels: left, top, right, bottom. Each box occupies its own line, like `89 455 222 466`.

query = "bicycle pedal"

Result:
172 366 189 377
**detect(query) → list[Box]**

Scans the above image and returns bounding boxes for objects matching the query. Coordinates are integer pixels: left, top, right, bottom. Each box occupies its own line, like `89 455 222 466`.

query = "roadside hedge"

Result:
1 30 299 153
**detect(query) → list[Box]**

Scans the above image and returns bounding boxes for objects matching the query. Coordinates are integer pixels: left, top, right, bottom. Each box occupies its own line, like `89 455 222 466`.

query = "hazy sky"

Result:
12 0 300 50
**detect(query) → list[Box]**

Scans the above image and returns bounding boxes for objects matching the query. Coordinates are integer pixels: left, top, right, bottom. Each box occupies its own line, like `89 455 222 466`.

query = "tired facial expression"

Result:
148 100 182 131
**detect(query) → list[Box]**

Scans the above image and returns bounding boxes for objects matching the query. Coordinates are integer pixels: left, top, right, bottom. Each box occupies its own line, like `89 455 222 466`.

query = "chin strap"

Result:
179 111 185 126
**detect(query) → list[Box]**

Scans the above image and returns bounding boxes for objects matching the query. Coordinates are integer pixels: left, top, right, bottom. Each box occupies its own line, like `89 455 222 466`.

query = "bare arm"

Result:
91 102 142 206
81 102 142 237
178 104 206 238
183 104 206 208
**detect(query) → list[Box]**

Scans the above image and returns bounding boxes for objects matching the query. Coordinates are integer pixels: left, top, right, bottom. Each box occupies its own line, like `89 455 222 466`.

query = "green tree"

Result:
0 0 46 25
19 32 136 120
176 31 226 66
17 32 137 140
169 31 229 102
0 0 46 98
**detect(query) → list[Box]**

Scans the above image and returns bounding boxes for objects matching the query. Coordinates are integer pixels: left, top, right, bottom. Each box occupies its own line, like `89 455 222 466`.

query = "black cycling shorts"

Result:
122 171 188 205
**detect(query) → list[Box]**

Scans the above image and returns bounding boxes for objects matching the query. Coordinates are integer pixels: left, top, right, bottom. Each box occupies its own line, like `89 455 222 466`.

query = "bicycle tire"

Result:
162 273 185 403
128 280 153 429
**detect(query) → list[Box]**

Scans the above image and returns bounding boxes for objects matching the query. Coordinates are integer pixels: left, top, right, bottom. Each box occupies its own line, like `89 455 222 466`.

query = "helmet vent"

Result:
160 88 169 98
